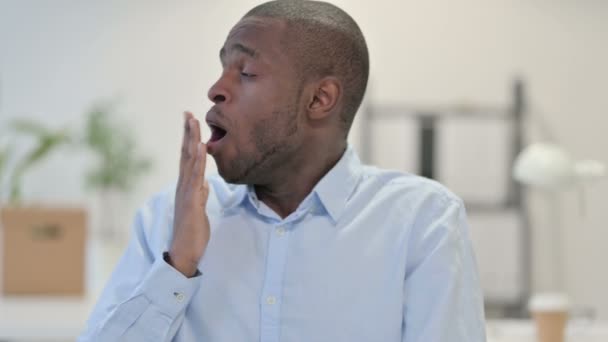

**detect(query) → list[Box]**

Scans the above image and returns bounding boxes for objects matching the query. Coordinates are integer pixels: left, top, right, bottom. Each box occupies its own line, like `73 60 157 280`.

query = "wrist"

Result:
164 251 199 278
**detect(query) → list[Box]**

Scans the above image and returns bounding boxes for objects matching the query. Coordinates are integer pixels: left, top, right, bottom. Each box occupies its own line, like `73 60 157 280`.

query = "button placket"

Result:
259 222 291 342
266 296 277 305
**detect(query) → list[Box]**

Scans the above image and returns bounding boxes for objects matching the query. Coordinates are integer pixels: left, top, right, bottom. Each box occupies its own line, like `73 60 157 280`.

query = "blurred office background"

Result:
1 0 607 340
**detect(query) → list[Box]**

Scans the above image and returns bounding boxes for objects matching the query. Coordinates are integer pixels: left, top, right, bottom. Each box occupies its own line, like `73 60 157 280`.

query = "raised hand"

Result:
168 111 210 277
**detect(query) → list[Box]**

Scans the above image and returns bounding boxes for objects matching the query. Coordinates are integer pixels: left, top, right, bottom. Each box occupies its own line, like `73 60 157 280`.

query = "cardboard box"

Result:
1 206 87 296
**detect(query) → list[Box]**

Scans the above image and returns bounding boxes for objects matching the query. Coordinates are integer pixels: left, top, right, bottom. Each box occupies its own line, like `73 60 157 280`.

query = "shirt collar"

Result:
221 184 249 211
221 145 363 223
311 145 362 223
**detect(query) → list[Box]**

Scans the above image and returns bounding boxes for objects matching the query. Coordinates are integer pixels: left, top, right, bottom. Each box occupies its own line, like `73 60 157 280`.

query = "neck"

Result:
255 141 347 218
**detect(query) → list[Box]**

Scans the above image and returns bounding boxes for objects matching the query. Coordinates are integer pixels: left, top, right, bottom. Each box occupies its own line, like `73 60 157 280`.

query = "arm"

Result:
77 208 202 341
402 199 486 342
79 112 211 341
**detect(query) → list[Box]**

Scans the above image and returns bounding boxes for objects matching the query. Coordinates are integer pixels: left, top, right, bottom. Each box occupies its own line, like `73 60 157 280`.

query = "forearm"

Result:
79 254 201 342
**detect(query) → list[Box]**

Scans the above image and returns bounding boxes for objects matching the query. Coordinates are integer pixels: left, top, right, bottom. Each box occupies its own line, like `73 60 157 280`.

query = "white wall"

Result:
1 0 607 317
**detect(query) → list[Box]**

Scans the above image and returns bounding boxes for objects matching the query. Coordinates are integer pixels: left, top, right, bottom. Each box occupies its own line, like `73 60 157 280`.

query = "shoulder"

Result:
353 166 468 241
356 166 472 260
136 173 238 218
131 173 239 252
356 165 463 211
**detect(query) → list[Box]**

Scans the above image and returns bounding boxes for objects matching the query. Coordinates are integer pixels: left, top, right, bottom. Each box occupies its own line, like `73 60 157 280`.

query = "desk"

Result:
1 307 607 342
0 295 95 341
487 319 608 342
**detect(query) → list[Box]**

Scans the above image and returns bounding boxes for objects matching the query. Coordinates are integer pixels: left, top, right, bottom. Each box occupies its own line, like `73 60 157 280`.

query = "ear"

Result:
306 77 341 121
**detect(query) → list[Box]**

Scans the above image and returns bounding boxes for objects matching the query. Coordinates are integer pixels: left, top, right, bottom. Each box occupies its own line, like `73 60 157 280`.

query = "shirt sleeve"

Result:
402 198 486 342
77 202 202 342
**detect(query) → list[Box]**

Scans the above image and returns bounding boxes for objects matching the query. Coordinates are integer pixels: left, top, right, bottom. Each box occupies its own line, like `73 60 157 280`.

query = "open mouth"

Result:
208 123 227 143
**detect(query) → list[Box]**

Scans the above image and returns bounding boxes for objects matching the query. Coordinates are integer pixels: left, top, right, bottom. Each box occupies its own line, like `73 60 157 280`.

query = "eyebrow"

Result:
219 43 259 62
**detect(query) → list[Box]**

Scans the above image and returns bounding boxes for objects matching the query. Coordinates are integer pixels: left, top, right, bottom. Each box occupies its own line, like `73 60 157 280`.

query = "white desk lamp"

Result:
514 142 606 220
514 143 606 190
513 142 606 316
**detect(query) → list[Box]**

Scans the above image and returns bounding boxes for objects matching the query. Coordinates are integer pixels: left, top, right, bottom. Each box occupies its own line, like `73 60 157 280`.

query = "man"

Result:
79 1 486 341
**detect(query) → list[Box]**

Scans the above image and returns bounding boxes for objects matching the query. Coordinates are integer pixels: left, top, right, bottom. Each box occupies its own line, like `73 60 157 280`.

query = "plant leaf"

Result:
83 104 152 192
8 119 73 204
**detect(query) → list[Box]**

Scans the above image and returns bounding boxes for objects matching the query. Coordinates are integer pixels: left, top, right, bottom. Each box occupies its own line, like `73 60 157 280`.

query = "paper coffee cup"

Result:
529 293 570 342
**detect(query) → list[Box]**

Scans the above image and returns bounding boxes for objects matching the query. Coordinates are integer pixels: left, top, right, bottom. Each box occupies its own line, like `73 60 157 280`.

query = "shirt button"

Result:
174 292 185 302
276 226 286 236
266 295 277 305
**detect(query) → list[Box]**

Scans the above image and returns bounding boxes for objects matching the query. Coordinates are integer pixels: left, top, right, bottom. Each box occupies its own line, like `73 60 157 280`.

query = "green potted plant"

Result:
0 119 86 296
82 102 152 242
6 120 72 204
0 102 152 296
0 144 10 200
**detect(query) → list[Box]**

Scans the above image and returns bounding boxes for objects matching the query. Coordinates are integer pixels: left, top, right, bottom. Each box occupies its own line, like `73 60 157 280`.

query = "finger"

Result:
191 116 201 145
199 142 207 180
191 142 208 193
192 142 207 182
179 111 194 181
201 179 210 206
181 111 193 153
188 117 201 164
184 117 202 187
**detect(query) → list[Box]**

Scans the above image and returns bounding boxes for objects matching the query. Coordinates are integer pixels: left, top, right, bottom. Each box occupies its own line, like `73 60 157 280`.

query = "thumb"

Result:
201 179 210 206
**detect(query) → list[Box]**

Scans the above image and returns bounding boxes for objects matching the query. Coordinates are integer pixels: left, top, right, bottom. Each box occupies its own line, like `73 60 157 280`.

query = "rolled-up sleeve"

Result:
402 199 486 342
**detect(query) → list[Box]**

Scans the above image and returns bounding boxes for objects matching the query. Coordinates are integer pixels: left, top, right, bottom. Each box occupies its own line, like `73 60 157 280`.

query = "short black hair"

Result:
245 0 369 132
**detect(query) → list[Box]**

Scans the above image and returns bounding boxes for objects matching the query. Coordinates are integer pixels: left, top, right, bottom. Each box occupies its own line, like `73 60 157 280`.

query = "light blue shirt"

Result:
79 146 486 342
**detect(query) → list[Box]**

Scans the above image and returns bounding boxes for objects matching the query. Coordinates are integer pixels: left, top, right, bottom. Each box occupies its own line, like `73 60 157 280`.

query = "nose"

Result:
207 73 231 104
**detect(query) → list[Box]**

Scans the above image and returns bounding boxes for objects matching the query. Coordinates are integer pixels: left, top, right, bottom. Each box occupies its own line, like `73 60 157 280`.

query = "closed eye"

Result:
240 72 256 78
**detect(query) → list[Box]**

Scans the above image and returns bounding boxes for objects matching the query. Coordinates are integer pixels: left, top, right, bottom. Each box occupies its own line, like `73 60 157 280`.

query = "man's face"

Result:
205 17 303 184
